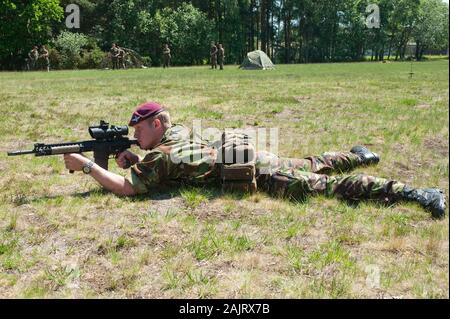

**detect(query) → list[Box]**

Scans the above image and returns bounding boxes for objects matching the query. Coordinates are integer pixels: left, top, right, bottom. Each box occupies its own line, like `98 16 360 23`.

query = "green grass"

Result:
180 187 212 209
0 60 448 298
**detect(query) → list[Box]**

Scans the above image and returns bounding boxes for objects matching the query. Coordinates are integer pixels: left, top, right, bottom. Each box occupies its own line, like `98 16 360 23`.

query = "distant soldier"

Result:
39 45 50 72
27 46 39 71
163 44 171 68
210 42 218 69
217 43 225 70
110 43 120 70
117 46 126 69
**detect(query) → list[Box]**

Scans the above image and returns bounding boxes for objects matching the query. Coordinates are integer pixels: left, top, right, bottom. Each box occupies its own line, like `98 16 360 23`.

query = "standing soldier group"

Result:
112 42 172 70
154 42 224 69
32 41 226 71
27 45 50 72
110 43 127 70
210 42 225 70
111 42 226 69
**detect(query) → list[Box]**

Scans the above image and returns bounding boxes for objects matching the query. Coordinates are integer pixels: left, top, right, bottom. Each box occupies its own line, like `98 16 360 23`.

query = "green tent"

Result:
240 50 274 70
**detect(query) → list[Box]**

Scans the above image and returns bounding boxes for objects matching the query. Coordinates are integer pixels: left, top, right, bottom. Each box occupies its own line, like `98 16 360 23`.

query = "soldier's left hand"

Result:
64 153 90 172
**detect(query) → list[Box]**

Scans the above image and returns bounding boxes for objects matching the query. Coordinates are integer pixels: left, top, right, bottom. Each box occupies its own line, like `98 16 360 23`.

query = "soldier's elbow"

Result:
107 180 137 197
121 189 137 197
121 180 138 196
111 187 136 197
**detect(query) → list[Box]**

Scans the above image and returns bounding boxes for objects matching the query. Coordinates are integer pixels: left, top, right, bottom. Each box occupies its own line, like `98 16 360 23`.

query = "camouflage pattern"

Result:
117 47 126 69
110 45 119 70
130 125 219 194
217 45 225 70
27 48 39 70
39 47 50 72
210 44 218 69
163 45 171 68
130 125 406 204
255 151 406 203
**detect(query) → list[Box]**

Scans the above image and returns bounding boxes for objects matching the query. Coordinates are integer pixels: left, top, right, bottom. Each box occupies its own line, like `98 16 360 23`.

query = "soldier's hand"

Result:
116 151 139 169
64 153 89 172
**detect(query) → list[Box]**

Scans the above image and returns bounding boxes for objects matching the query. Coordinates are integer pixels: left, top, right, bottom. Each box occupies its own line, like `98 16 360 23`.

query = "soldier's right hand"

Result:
116 151 140 169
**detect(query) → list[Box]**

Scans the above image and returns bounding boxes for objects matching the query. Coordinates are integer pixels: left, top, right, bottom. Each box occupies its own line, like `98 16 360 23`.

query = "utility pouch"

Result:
211 131 258 193
221 163 257 193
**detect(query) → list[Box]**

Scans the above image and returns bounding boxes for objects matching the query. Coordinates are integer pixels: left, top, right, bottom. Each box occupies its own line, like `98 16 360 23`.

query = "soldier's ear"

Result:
153 118 161 129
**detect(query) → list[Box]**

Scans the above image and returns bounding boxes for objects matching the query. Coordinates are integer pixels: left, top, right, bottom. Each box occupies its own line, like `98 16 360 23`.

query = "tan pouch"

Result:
222 181 257 193
221 163 257 193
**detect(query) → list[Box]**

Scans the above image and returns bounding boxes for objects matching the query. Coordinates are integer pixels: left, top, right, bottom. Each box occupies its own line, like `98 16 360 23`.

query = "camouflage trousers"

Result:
27 58 37 71
163 56 170 68
255 151 405 203
118 57 125 69
112 57 119 70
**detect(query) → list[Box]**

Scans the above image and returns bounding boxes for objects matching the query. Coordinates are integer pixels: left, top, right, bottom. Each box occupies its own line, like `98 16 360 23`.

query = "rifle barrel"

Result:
7 150 35 156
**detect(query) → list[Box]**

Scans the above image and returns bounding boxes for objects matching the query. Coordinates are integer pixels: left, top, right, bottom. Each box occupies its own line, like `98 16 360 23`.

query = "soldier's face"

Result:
133 119 163 150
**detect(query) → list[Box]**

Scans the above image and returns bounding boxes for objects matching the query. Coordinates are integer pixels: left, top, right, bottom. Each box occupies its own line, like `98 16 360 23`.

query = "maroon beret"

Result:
129 102 165 126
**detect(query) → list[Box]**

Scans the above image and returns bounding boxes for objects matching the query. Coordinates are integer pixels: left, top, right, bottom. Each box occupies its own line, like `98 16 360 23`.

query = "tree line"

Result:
0 0 448 70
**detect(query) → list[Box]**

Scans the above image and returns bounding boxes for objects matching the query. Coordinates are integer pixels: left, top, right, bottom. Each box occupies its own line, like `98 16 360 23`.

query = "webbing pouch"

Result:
221 163 257 193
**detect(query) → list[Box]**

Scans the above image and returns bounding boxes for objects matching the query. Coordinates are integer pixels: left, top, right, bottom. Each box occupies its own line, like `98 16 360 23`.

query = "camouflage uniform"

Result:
130 125 219 193
110 45 120 70
163 46 171 68
39 47 50 72
27 48 38 71
210 44 218 69
129 125 406 206
118 47 126 69
255 151 405 204
217 45 225 70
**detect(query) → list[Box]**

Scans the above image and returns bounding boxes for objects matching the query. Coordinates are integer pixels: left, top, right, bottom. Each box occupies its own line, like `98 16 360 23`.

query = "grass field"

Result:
0 59 448 298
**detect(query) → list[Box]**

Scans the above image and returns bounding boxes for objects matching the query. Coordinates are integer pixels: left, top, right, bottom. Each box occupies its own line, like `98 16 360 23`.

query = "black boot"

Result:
350 146 380 165
401 186 446 219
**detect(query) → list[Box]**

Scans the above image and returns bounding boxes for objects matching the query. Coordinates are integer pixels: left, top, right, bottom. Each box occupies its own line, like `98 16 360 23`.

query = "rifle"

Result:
7 121 138 173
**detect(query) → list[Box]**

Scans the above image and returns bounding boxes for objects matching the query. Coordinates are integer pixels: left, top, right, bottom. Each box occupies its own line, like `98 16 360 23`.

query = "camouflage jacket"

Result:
118 48 126 58
110 47 119 57
163 48 171 56
29 49 38 60
210 46 217 56
218 48 225 58
130 125 220 194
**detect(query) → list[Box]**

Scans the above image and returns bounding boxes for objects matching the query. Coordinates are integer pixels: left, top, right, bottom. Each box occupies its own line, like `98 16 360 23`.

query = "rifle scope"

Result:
88 120 129 140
